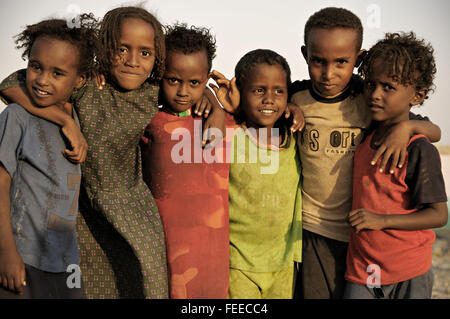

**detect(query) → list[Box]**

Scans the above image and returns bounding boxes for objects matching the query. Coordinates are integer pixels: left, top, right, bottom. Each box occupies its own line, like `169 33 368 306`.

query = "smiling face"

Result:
26 36 85 110
240 63 288 130
303 27 363 97
110 18 156 91
365 58 425 126
161 50 209 113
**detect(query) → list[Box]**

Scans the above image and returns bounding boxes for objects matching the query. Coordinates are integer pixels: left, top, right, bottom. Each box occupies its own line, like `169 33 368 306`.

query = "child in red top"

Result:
140 24 232 299
344 32 448 299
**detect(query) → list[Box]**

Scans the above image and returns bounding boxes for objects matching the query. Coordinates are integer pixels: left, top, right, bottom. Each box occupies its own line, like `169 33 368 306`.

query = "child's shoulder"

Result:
1 103 30 125
288 79 310 97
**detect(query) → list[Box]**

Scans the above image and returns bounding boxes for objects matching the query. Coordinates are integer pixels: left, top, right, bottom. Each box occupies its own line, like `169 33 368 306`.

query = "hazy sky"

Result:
1 0 449 144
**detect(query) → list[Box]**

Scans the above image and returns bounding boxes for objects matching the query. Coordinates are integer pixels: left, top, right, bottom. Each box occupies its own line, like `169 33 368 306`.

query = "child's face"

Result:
364 58 424 126
302 28 363 97
111 18 156 91
240 63 288 130
161 50 209 113
26 37 85 109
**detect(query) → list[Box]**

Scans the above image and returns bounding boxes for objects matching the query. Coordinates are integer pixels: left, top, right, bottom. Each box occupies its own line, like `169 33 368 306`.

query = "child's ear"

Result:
355 50 367 68
75 73 87 89
410 88 427 106
301 46 308 62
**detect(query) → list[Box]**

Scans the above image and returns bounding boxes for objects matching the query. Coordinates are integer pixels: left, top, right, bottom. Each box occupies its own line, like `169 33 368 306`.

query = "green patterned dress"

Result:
0 71 169 299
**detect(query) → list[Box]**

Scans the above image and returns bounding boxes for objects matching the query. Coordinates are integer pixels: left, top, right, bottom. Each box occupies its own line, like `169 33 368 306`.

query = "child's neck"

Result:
162 105 192 117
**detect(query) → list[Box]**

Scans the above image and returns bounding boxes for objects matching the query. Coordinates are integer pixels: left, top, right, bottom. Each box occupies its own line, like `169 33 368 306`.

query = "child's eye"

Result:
382 83 395 91
190 80 200 86
311 58 323 65
29 63 41 70
53 71 64 77
275 89 285 95
337 59 348 65
119 47 127 54
141 50 152 57
254 88 264 95
167 77 179 84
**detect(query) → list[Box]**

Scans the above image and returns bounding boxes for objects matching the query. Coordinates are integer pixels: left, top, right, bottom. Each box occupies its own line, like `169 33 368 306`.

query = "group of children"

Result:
0 4 447 300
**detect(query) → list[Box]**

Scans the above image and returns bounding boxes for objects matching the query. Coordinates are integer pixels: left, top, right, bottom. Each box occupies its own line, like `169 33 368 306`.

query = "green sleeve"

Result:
0 69 27 105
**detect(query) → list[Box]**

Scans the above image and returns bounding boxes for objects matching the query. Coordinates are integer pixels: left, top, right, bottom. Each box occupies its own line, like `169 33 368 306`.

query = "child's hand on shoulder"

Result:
94 72 106 90
348 208 386 233
284 103 305 133
209 70 240 114
371 121 411 174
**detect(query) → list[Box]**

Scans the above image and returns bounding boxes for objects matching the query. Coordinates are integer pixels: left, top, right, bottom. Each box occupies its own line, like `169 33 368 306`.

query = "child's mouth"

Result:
259 109 277 114
33 87 51 96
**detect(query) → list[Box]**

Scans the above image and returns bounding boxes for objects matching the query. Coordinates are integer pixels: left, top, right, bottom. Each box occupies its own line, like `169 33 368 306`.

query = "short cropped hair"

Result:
304 7 363 51
15 14 100 77
165 23 216 72
235 49 291 91
359 32 436 102
99 6 165 82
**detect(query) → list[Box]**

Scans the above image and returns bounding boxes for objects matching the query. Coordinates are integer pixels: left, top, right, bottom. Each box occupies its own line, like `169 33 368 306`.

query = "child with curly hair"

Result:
344 32 448 299
140 23 230 299
0 15 99 299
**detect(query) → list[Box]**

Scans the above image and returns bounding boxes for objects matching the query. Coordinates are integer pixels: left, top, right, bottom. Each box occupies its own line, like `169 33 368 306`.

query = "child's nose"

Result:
125 52 139 67
321 65 333 80
36 72 50 86
177 83 188 96
263 92 275 104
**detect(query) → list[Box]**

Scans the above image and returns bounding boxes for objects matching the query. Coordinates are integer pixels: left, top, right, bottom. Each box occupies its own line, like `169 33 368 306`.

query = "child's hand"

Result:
371 121 410 174
94 72 106 90
194 95 212 118
61 112 88 164
209 70 240 114
0 247 26 294
348 208 386 233
284 103 305 133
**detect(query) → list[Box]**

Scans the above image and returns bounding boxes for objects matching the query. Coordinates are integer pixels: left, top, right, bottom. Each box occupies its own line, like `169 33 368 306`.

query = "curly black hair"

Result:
15 13 100 77
164 23 216 72
304 7 363 51
235 49 291 91
359 32 436 102
99 5 165 82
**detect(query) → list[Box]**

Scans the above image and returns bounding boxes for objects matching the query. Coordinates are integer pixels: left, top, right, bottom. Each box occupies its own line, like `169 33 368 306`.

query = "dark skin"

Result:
209 69 306 132
301 27 441 173
0 165 26 294
349 60 448 232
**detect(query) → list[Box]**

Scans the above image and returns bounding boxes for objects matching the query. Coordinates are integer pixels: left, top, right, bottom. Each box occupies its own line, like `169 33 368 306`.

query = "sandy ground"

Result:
432 229 450 299
433 153 449 299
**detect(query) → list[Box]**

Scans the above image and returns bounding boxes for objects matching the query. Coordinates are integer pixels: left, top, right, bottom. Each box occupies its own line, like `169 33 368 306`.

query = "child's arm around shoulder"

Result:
350 138 448 233
0 70 87 163
0 165 26 294
371 113 441 174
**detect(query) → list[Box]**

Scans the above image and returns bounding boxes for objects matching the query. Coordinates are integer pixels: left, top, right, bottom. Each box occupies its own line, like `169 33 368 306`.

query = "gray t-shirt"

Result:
0 103 81 273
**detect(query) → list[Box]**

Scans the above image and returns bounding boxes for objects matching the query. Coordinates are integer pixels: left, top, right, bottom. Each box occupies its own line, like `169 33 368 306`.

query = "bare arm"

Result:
202 87 227 146
349 202 448 233
1 86 87 163
0 165 26 293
